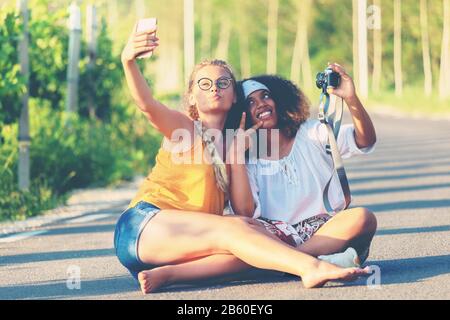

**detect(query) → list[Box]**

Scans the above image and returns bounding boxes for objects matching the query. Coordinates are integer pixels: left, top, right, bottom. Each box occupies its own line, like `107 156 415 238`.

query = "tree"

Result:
17 0 30 191
184 0 195 83
235 1 251 78
290 0 313 90
352 0 360 91
439 0 450 100
135 0 146 19
215 19 231 61
369 0 382 93
394 0 403 97
266 0 279 74
352 0 368 98
200 0 212 60
154 0 183 94
357 0 369 98
420 0 432 96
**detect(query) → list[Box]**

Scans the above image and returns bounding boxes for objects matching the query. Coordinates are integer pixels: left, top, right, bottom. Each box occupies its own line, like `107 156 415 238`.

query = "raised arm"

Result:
121 24 193 140
327 63 377 149
228 113 262 217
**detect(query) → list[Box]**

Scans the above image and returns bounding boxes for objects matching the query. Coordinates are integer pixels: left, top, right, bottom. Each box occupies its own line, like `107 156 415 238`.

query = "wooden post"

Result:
266 0 279 74
86 4 97 119
184 0 195 83
17 0 30 191
66 1 81 113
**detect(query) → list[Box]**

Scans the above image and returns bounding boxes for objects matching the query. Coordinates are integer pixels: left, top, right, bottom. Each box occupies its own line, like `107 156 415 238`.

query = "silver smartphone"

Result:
136 18 158 59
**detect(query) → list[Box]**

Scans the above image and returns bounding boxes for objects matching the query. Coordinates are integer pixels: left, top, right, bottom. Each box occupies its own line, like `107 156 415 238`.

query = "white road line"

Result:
66 213 113 224
0 230 47 243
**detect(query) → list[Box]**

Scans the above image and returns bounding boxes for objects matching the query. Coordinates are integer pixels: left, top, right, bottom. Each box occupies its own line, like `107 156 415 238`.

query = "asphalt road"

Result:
1 110 449 300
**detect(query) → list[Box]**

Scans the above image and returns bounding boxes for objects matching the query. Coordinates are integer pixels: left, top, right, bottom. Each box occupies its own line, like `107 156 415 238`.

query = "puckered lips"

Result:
210 94 222 101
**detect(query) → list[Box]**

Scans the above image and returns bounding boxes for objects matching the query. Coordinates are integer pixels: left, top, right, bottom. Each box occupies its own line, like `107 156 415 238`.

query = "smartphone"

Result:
136 18 158 59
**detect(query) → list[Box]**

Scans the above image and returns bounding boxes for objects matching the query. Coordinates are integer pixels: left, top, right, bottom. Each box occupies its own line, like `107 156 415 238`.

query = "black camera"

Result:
316 67 341 92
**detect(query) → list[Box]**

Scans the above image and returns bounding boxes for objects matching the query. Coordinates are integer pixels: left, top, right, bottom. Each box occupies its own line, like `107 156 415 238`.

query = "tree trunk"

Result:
86 4 98 119
394 0 403 97
184 0 195 83
290 0 313 91
236 2 251 78
371 0 382 93
200 0 212 59
107 0 118 35
352 0 360 91
215 19 231 61
135 0 146 20
66 1 81 113
266 0 279 74
358 0 369 98
17 0 30 191
420 0 433 96
156 0 182 94
439 0 450 99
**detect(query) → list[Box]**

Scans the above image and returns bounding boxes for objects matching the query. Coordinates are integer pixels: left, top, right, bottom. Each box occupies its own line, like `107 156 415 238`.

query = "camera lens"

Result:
316 72 325 89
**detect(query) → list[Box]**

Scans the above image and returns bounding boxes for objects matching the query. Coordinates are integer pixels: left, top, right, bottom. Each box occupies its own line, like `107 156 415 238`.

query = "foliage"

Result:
0 11 26 125
0 2 161 221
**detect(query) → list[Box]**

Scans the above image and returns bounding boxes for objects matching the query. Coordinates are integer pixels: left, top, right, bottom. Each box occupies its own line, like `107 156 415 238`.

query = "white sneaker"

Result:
318 247 361 268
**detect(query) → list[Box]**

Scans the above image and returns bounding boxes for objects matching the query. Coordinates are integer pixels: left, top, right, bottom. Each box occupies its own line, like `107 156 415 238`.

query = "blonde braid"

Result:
184 59 235 199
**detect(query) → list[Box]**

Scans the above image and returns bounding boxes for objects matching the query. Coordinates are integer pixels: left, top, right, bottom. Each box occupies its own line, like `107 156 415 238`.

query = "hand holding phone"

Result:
135 18 158 59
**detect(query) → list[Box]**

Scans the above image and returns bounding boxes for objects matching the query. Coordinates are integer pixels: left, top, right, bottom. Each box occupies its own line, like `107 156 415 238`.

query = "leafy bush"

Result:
0 3 162 222
0 100 161 221
0 11 26 125
78 18 123 121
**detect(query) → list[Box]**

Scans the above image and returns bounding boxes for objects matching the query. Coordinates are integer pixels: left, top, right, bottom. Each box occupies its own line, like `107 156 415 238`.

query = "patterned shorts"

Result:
256 213 333 247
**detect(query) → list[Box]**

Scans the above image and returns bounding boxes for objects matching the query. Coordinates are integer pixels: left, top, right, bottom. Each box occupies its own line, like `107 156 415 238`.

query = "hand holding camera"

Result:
121 18 159 63
316 62 357 103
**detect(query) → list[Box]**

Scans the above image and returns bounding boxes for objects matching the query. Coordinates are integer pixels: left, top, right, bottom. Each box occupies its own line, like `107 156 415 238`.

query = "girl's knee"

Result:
223 216 264 236
353 207 377 234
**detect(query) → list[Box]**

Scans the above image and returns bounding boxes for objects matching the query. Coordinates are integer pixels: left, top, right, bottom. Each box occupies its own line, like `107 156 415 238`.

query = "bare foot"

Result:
137 267 172 294
301 262 370 289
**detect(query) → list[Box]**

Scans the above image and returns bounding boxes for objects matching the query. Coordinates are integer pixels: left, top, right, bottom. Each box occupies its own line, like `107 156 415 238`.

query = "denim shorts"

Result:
113 201 160 280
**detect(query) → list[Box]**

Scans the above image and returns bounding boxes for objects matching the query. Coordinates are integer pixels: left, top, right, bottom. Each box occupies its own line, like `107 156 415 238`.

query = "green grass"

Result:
302 86 450 118
366 87 450 116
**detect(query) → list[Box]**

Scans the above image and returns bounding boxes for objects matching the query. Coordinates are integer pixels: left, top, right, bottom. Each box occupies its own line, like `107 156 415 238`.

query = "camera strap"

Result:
318 92 351 213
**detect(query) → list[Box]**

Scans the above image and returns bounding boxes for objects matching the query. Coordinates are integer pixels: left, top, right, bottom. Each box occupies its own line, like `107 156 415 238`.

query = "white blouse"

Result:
243 119 375 224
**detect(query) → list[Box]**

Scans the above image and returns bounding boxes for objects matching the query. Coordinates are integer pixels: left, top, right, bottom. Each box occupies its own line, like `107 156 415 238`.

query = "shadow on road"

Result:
349 171 450 185
40 224 116 237
0 248 115 266
352 183 450 196
0 276 137 300
376 225 450 236
366 254 450 285
366 199 450 212
1 255 448 298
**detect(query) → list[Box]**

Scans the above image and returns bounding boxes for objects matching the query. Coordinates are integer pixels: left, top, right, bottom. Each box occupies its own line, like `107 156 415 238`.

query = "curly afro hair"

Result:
235 75 311 138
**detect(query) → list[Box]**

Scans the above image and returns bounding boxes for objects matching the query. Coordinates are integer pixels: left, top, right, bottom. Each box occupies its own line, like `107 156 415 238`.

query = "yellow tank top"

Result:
128 135 225 215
